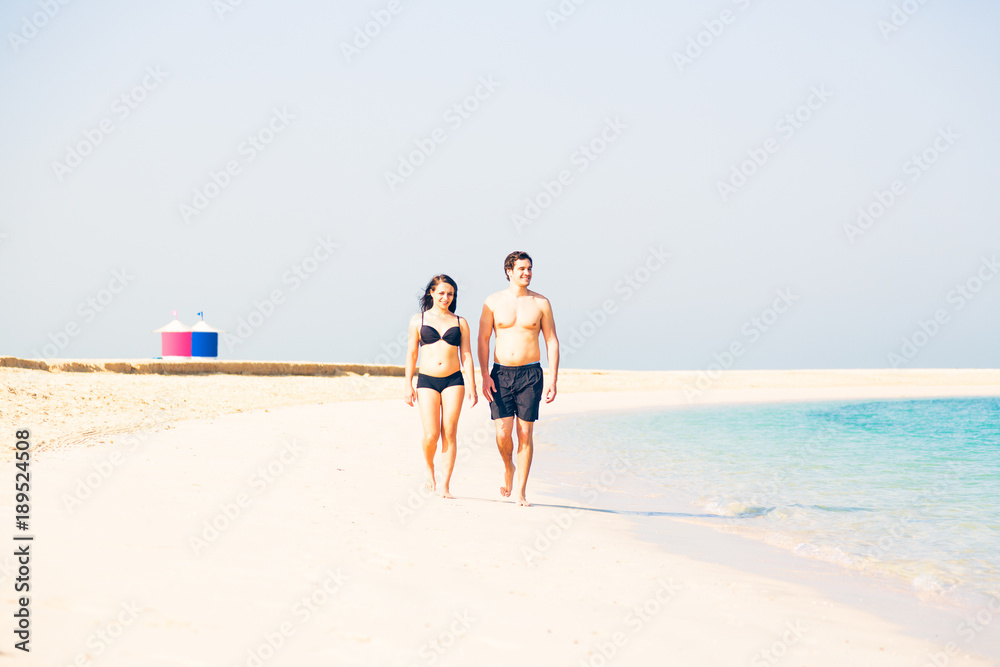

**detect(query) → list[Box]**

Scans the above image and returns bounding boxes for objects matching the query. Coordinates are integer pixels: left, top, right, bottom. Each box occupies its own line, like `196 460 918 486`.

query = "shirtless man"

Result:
478 251 559 507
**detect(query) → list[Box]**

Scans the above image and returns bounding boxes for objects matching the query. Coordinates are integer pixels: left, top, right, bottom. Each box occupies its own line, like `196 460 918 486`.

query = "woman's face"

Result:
431 282 454 309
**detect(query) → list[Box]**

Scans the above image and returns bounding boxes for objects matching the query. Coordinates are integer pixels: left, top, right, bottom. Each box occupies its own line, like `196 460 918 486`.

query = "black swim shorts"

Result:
489 362 544 422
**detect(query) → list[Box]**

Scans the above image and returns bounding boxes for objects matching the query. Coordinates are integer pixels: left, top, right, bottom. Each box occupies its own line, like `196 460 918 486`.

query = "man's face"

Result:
508 260 532 286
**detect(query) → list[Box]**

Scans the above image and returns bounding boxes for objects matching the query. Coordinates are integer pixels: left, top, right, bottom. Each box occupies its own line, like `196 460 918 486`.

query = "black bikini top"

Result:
420 311 461 346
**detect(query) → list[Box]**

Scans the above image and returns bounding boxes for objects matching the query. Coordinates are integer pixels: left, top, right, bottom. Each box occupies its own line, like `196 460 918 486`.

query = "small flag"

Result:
198 311 204 319
171 310 177 317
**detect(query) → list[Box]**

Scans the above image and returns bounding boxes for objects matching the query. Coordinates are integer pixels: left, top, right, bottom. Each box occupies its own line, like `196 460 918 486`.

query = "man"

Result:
478 251 559 507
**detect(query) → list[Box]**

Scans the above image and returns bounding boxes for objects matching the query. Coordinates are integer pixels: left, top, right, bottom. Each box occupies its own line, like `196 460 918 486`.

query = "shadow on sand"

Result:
458 496 733 519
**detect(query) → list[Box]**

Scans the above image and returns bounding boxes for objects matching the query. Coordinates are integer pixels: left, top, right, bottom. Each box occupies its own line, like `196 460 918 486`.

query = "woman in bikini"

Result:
404 274 477 498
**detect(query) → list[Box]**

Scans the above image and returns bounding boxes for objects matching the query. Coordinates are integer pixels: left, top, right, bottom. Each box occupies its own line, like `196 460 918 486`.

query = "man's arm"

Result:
478 300 496 401
539 298 559 402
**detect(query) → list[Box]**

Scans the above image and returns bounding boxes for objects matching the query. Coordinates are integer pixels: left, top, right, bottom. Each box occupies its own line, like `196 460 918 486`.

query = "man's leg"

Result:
494 416 515 497
514 418 534 507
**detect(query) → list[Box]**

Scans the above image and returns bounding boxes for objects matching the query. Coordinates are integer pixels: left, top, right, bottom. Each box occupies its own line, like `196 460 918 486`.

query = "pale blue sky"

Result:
2 0 998 370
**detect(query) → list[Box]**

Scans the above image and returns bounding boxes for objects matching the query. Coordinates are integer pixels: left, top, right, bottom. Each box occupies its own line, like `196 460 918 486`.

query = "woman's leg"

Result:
416 387 442 491
438 384 465 498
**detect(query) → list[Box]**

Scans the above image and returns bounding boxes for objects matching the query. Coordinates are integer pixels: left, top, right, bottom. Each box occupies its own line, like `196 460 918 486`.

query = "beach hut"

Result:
191 314 222 358
153 317 191 358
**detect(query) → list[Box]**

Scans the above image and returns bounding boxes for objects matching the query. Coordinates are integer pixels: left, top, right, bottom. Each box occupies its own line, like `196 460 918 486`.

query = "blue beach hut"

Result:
191 313 222 358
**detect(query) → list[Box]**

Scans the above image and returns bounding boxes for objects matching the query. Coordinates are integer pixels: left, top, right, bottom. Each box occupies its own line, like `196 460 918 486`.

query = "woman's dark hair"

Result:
504 251 532 280
420 274 458 313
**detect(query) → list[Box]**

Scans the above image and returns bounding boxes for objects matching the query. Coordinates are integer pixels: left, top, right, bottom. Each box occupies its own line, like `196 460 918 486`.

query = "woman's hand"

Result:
404 385 417 407
467 385 478 408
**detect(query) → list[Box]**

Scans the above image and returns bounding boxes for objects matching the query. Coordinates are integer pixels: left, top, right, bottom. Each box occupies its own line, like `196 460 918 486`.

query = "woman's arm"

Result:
404 315 419 406
459 316 477 406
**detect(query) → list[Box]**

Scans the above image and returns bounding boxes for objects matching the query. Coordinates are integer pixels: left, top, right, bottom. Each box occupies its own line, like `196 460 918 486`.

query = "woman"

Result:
405 274 477 498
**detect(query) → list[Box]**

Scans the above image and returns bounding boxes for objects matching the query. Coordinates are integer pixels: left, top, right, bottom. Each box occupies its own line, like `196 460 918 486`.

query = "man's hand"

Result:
544 380 557 403
482 374 496 403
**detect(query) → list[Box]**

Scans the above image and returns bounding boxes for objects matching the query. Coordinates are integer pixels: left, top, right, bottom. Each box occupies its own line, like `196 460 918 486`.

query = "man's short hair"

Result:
504 251 532 281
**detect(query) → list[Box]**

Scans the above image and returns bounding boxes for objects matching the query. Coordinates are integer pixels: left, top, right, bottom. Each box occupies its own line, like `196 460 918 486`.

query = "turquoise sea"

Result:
538 397 1000 605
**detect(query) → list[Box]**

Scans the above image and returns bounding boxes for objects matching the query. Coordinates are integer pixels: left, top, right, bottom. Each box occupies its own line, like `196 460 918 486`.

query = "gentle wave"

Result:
539 397 1000 603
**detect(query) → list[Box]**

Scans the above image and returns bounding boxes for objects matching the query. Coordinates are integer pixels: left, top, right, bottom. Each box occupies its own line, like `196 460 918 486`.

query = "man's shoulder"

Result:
527 289 549 303
484 289 550 305
484 290 508 306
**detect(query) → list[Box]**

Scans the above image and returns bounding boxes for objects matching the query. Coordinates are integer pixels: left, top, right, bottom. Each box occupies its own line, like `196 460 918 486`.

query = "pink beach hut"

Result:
153 318 191 358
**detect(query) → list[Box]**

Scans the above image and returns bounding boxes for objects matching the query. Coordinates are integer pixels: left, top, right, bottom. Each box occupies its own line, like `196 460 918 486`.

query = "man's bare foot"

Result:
500 464 515 497
517 495 531 507
441 487 454 499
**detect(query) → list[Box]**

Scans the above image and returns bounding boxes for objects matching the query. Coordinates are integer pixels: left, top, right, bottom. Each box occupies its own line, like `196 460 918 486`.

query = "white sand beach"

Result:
3 364 1000 665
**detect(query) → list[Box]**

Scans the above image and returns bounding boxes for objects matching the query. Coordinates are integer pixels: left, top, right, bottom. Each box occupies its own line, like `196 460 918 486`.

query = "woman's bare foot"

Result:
516 495 531 507
440 486 454 499
425 468 436 493
500 464 515 497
